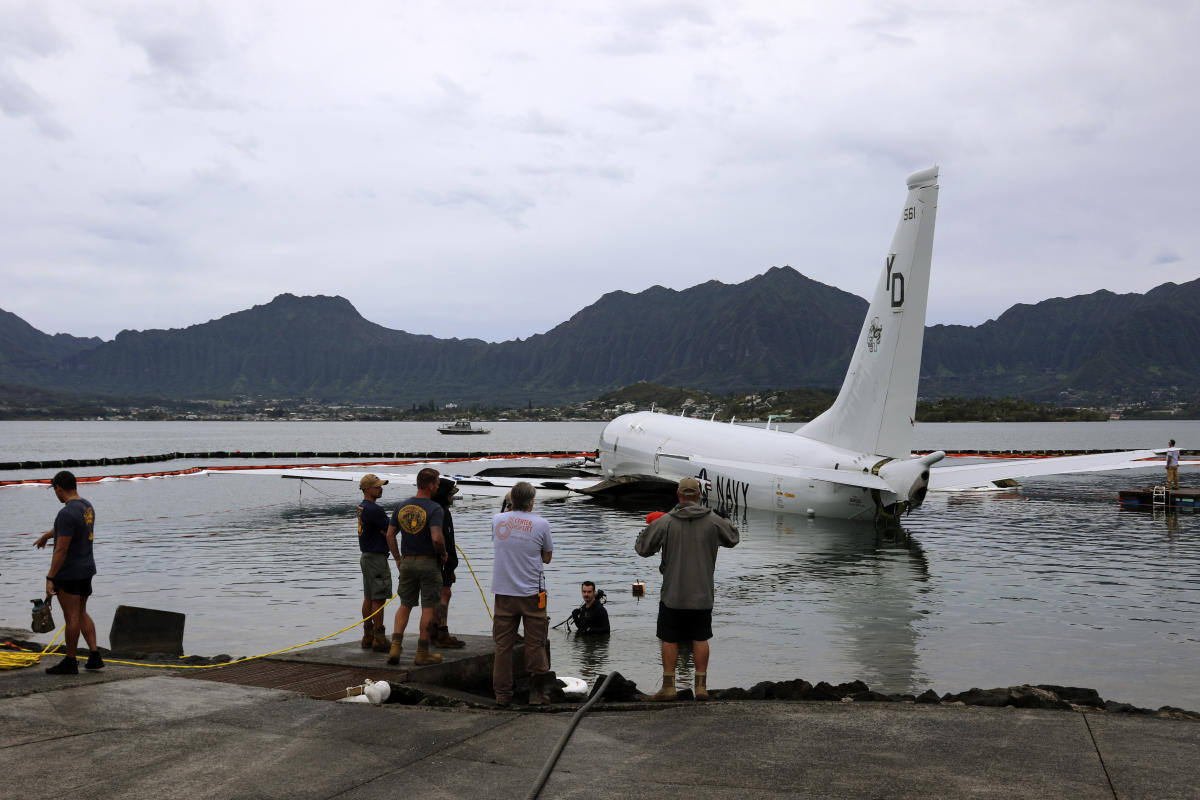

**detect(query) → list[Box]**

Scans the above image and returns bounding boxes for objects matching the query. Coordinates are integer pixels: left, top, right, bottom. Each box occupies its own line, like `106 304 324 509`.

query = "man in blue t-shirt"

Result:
385 468 448 666
34 471 103 675
357 474 393 653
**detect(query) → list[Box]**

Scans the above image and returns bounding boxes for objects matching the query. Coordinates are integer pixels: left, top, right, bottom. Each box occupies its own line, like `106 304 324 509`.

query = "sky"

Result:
2 1 1197 342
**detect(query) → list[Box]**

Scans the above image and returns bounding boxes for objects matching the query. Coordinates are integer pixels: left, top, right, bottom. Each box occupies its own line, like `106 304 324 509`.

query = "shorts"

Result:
52 577 93 598
398 557 443 608
441 565 456 587
656 602 712 643
360 552 393 601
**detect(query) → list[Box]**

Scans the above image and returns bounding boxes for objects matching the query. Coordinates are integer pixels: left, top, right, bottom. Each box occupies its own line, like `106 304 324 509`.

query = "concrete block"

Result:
109 605 186 657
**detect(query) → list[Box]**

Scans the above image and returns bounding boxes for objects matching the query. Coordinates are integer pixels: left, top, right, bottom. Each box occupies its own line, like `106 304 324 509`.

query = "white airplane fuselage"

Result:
598 412 939 521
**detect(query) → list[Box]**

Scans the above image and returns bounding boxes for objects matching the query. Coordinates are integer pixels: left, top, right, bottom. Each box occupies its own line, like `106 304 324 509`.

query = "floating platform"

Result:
1118 486 1199 510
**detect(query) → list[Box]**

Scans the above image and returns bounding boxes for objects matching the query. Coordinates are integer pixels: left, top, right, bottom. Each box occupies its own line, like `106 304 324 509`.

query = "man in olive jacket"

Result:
635 477 739 701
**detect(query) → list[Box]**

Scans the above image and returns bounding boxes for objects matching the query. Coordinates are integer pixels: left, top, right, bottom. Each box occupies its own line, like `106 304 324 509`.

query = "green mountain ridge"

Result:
3 268 1199 405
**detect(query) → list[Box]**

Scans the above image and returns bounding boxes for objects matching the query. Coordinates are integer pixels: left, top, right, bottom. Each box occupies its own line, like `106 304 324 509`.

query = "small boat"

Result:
437 419 491 435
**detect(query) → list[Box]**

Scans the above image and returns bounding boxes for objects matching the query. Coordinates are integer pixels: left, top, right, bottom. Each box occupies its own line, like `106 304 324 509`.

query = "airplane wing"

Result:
661 455 893 491
927 449 1165 491
216 467 598 499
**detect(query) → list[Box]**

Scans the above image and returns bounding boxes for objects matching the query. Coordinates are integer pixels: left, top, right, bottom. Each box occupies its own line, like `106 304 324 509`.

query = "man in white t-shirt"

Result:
491 481 553 706
1166 439 1181 489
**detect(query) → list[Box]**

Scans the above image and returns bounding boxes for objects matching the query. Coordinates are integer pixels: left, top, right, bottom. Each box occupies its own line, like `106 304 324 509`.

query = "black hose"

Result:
525 671 617 800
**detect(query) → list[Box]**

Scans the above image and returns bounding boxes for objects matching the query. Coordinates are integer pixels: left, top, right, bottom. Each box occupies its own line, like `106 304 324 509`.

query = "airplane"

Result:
591 166 1171 525
230 167 1173 525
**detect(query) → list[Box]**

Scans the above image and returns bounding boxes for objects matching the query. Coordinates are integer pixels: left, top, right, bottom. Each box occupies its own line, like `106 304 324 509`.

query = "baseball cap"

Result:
359 474 388 490
677 477 701 497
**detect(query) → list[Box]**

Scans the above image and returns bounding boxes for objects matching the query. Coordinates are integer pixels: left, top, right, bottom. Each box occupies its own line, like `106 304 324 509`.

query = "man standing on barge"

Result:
1166 440 1181 489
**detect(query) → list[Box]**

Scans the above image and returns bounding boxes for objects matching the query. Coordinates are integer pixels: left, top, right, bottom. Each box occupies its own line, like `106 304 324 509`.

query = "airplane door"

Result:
654 447 662 475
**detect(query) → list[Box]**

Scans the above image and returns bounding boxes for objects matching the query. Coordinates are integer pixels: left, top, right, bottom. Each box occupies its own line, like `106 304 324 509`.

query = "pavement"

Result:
2 632 1198 799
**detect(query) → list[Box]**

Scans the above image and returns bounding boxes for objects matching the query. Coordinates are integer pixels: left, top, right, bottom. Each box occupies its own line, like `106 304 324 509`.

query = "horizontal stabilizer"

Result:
928 450 1163 491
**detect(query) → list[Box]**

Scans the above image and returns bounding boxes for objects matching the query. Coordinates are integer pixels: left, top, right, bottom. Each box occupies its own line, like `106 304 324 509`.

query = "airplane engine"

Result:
877 451 945 511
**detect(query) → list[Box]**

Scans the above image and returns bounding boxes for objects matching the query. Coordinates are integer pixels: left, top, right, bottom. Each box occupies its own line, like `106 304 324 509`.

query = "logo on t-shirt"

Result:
396 504 428 534
82 505 95 540
494 514 533 540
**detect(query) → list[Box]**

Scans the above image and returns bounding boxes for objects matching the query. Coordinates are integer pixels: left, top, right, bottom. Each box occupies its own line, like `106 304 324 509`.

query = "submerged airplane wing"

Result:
927 450 1163 491
219 467 597 499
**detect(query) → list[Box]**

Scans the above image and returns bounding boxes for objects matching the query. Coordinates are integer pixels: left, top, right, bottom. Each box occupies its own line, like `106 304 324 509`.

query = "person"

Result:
635 476 739 701
356 474 392 653
429 477 465 648
570 581 610 635
385 468 448 666
1166 439 1181 489
33 471 103 674
491 481 553 706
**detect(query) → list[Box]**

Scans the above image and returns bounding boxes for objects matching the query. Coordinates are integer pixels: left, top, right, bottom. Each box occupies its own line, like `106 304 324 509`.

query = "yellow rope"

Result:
19 595 400 670
457 542 492 620
0 628 64 670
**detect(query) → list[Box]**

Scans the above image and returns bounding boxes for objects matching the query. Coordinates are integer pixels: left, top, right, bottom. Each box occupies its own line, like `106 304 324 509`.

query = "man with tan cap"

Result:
357 473 392 653
635 476 739 701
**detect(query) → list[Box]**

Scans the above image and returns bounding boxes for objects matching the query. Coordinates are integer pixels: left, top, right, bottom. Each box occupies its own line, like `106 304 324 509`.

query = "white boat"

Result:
437 419 491 435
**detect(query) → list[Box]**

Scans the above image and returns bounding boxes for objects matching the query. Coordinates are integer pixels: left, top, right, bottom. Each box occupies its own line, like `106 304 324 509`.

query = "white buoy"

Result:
558 676 588 699
806 508 816 517
364 679 392 705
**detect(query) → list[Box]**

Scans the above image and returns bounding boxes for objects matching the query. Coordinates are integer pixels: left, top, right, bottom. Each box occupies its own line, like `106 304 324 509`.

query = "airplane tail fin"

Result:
799 166 939 458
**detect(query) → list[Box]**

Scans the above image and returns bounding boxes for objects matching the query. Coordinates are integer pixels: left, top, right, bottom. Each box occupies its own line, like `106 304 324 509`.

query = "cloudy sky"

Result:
2 1 1196 342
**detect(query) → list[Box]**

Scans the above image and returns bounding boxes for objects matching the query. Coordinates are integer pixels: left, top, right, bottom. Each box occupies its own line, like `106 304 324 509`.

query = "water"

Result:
2 420 1198 709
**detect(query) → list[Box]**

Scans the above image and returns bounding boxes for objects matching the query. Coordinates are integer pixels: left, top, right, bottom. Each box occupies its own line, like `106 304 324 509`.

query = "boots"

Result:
435 626 465 648
386 634 403 665
413 639 443 666
46 656 78 675
85 651 105 671
361 621 374 649
651 674 677 701
527 673 549 706
695 673 709 701
371 626 390 653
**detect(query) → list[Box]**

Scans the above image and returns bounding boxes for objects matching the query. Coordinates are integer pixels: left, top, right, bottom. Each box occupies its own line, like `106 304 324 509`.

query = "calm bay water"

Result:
2 419 1198 709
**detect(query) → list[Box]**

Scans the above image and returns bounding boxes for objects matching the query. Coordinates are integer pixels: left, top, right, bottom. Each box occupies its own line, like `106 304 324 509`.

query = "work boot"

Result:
46 656 78 675
386 634 403 665
527 673 550 706
361 621 374 649
413 640 443 666
371 626 390 653
435 626 466 648
85 651 105 671
694 673 709 701
651 674 677 701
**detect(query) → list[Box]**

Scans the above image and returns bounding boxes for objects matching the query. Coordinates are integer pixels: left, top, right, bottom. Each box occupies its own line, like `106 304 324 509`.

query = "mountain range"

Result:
3 266 1197 406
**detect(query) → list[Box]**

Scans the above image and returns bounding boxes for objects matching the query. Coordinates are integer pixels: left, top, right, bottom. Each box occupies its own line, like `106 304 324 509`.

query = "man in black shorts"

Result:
635 477 738 700
34 470 103 675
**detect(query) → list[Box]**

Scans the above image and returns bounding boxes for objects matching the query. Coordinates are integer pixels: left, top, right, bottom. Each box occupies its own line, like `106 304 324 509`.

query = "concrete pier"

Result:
3 629 1199 799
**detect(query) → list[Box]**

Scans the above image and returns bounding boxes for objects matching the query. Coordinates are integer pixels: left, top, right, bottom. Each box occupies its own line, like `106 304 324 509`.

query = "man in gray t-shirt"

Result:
490 481 553 706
